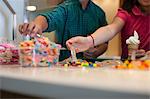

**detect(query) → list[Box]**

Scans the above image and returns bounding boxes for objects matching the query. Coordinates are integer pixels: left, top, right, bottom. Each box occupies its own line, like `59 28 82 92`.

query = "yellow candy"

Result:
85 62 89 66
124 60 129 65
76 61 81 65
144 60 150 67
93 63 97 68
81 62 89 67
64 64 69 68
128 64 133 69
81 62 84 67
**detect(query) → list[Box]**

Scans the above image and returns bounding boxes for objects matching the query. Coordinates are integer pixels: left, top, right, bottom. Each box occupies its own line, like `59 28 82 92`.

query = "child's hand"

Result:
19 22 42 37
66 36 93 53
136 49 145 57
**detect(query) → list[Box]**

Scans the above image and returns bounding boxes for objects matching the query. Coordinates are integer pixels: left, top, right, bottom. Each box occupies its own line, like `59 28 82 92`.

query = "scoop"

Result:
71 47 77 62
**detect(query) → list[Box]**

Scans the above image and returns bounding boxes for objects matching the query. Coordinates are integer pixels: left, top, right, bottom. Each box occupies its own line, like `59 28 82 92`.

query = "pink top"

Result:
116 6 150 59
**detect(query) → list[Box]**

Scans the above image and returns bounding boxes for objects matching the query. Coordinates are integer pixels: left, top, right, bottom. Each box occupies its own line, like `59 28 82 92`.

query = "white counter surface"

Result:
0 65 150 98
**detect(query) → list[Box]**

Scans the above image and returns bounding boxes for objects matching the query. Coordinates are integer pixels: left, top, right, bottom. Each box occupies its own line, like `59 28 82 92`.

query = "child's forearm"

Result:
90 17 124 47
91 26 115 46
33 16 48 32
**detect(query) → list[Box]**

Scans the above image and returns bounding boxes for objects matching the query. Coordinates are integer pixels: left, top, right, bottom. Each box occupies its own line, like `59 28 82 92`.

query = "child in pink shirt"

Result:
66 0 150 59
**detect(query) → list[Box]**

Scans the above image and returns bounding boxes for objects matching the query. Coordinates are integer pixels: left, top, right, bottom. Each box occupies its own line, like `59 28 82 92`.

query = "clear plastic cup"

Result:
19 47 60 67
0 48 19 65
0 39 19 65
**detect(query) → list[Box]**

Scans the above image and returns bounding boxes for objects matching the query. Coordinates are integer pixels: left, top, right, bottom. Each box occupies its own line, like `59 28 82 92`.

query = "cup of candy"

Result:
0 40 19 65
19 37 60 67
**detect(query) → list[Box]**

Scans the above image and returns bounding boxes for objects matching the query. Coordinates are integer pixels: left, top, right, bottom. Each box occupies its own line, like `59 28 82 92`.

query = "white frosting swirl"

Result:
126 31 140 45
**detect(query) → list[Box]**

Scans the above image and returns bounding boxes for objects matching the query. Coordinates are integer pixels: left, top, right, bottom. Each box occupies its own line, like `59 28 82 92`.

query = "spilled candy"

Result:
113 60 150 70
62 59 100 68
